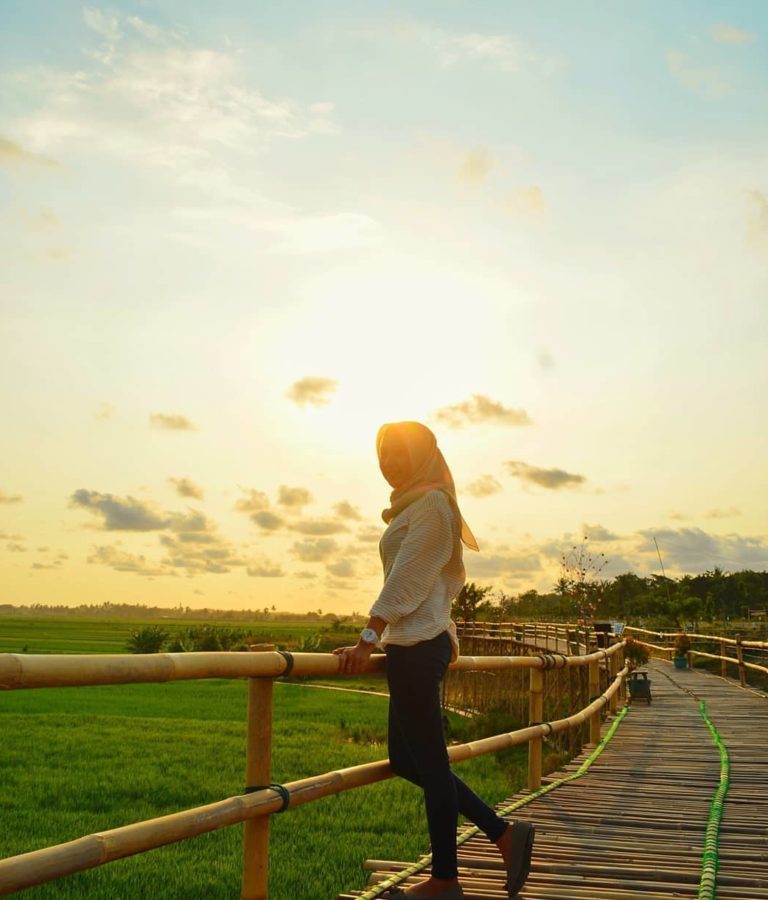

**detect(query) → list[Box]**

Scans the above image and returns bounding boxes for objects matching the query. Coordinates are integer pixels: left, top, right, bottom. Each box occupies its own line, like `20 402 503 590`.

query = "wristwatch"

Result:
360 628 379 645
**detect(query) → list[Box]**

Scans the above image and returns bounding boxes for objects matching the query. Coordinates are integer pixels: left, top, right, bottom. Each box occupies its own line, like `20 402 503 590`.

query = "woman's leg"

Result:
386 634 459 880
386 634 509 879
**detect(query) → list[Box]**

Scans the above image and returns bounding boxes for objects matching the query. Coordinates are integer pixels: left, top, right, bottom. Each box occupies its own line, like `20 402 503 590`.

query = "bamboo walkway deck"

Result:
338 661 768 899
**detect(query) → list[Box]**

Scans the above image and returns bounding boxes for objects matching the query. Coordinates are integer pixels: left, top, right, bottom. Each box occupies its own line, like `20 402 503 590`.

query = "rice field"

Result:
0 618 526 899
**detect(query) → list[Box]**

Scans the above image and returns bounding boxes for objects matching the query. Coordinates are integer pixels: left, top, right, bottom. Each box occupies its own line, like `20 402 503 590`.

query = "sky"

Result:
1 1 767 614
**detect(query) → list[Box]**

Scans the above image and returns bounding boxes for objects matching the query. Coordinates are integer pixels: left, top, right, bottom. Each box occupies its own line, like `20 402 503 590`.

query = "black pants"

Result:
385 632 508 880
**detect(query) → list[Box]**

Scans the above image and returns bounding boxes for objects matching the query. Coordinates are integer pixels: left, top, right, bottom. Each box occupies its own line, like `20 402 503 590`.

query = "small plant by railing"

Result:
0 640 626 899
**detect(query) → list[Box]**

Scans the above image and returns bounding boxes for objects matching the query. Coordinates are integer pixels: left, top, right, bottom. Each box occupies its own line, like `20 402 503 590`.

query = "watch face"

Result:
361 628 378 643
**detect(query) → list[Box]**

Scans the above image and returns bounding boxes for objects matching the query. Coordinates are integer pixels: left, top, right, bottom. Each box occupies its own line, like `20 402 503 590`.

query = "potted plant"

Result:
624 638 652 703
623 637 649 671
673 632 691 669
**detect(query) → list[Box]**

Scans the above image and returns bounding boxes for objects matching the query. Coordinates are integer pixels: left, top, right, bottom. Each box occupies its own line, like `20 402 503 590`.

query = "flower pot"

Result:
673 656 687 669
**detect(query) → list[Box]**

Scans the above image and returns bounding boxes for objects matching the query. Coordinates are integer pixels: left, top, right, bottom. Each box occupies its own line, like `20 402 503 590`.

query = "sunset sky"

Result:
2 1 767 614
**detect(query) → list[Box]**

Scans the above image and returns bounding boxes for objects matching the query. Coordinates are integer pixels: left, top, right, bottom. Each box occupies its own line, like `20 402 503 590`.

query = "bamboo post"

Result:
618 645 626 703
735 634 746 688
242 644 275 900
720 640 727 678
588 659 600 745
608 651 618 714
527 666 544 791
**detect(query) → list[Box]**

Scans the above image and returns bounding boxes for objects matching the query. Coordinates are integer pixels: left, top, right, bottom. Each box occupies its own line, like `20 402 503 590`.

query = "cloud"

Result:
7 543 26 553
290 537 338 562
666 50 730 97
581 523 622 541
466 552 541 578
0 136 61 171
251 511 285 531
150 412 197 431
747 191 768 245
286 376 338 407
70 489 170 530
464 475 503 498
247 562 285 577
235 489 271 513
95 402 115 421
504 186 546 218
277 485 313 509
0 532 23 540
294 570 317 579
667 511 689 521
376 21 559 75
537 350 555 370
505 461 586 490
87 545 170 576
334 501 362 520
31 560 64 570
457 148 493 184
11 12 334 193
327 559 356 578
289 519 349 536
23 209 61 230
635 527 768 571
435 394 532 428
709 24 755 45
356 525 383 543
706 507 741 519
0 490 23 504
169 477 204 500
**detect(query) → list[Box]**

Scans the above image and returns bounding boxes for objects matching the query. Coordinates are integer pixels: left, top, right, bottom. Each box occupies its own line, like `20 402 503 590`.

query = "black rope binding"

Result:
277 650 294 678
243 783 291 812
529 721 554 736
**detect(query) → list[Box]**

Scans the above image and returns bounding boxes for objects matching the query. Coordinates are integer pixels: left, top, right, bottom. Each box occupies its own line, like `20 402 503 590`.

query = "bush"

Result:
623 637 649 669
126 626 169 654
673 632 691 657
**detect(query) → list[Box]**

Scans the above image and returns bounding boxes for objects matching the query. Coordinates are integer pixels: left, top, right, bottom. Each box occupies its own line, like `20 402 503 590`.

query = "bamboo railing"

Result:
0 641 626 899
625 626 768 687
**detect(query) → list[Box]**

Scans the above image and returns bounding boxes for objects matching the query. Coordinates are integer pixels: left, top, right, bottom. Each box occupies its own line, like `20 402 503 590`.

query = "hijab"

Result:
376 421 479 551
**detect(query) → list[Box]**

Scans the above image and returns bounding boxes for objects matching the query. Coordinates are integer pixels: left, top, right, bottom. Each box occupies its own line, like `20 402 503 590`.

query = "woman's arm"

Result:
333 614 388 674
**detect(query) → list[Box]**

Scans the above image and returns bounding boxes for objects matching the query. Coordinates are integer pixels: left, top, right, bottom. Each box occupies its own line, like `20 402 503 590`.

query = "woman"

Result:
334 421 534 899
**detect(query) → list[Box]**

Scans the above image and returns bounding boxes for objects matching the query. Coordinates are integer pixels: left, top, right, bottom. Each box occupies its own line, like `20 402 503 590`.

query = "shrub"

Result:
126 626 169 654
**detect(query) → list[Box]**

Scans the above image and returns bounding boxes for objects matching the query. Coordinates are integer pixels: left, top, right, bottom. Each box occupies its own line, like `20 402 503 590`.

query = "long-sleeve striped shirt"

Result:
369 490 465 661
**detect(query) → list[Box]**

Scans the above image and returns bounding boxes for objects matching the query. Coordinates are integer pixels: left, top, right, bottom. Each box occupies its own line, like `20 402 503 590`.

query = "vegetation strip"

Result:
357 704 630 899
696 701 730 900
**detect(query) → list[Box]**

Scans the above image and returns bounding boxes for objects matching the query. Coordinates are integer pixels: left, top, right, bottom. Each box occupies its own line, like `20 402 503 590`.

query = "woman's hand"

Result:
333 641 375 675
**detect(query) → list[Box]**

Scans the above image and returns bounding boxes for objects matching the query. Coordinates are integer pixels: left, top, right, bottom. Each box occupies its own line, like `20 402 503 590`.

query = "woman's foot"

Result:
496 820 535 897
382 876 464 897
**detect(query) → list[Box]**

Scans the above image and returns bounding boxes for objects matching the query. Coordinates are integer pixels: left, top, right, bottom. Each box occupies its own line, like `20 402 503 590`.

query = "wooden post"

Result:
617 645 626 703
527 666 544 791
720 640 728 678
588 659 600 745
735 634 746 688
242 644 275 900
609 651 618 714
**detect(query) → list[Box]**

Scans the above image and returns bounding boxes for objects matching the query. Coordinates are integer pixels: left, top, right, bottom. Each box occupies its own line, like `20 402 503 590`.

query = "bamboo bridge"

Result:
342 657 768 899
0 625 766 899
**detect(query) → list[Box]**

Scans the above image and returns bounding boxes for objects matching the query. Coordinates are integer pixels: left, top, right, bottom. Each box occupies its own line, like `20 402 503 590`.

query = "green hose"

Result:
696 700 730 900
358 705 630 899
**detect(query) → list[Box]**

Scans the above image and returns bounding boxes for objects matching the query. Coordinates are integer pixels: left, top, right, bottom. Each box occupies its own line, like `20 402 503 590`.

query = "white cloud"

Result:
709 24 755 46
378 21 559 75
666 50 731 98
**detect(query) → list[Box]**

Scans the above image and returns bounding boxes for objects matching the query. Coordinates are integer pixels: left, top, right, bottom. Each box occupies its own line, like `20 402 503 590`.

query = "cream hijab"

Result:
376 421 479 552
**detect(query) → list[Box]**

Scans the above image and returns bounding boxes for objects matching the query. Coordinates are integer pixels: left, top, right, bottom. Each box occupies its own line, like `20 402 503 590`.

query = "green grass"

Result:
0 616 357 656
0 621 526 899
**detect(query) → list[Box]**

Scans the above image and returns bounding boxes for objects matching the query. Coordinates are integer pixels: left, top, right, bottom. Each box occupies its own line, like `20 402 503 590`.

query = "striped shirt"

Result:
369 490 465 661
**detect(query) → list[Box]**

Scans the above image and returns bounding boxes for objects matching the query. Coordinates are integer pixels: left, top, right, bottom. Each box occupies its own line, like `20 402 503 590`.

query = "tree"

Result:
452 582 493 622
559 537 608 624
126 626 169 654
